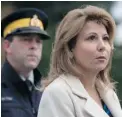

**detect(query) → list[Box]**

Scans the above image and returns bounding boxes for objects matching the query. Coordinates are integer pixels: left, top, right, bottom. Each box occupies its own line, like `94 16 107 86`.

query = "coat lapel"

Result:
98 86 122 117
84 97 109 117
61 74 121 117
61 74 89 98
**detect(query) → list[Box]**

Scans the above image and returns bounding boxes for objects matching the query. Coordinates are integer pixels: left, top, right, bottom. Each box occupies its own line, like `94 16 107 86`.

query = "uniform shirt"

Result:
20 71 34 91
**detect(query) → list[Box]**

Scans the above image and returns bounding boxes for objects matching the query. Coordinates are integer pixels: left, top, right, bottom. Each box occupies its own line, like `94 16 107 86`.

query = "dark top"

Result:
1 60 42 117
102 100 113 117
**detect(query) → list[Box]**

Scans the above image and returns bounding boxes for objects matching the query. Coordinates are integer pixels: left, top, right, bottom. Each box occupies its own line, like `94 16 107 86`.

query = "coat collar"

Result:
60 74 122 117
60 74 89 99
98 88 122 117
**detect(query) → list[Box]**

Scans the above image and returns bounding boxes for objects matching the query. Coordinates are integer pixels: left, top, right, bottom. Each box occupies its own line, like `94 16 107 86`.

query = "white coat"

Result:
37 74 122 117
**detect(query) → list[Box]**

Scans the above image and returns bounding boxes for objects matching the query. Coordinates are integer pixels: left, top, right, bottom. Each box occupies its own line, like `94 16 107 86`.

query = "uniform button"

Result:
32 108 36 114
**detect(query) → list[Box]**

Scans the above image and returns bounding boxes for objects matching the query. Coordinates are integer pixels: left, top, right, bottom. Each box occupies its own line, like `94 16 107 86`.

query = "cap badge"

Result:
30 14 41 27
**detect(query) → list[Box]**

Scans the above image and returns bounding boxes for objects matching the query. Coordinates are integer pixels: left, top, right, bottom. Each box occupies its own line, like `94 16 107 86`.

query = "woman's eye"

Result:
103 36 109 41
88 35 96 40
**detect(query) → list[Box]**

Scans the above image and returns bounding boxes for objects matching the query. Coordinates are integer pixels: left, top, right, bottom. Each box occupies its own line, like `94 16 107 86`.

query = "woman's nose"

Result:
97 39 106 52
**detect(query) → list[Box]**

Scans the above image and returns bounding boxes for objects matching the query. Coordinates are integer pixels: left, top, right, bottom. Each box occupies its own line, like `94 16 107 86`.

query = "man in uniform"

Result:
1 8 50 117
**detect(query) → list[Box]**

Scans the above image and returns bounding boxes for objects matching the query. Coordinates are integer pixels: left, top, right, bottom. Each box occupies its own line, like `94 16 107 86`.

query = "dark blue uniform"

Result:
1 61 42 117
1 8 50 117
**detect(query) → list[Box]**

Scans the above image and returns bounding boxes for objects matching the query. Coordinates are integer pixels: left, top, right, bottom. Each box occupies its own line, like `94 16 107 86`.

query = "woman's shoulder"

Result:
41 74 75 104
44 74 69 92
43 73 87 98
39 74 75 115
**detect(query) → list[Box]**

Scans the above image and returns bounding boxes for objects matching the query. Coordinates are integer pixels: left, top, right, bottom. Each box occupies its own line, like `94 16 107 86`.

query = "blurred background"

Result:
1 1 122 104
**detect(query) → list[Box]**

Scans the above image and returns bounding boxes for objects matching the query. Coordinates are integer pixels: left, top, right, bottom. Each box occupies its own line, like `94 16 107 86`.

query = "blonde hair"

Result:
48 5 116 90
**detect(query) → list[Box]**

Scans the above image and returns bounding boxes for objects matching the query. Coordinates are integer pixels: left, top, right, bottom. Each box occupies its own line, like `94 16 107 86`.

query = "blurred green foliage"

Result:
112 46 122 102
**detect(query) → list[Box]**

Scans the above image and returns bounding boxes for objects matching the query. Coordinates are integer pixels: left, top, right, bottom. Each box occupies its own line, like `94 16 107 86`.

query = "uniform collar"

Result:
20 71 34 84
1 60 42 86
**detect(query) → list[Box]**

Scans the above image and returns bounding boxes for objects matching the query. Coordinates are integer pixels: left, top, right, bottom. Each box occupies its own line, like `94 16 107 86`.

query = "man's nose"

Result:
29 39 38 49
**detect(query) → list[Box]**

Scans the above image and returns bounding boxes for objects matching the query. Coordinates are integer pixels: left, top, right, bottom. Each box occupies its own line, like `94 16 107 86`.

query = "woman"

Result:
37 5 122 117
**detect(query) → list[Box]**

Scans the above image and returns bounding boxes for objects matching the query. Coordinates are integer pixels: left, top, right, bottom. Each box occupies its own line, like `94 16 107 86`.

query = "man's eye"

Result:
23 37 30 41
36 39 42 43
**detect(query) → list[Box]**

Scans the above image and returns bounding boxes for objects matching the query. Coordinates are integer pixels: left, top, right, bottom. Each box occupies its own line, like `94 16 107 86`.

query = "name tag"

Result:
1 96 13 102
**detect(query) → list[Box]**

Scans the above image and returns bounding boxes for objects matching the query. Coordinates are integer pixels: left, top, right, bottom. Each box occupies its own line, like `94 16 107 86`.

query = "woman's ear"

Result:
111 44 114 50
71 48 74 52
69 51 73 59
3 40 12 54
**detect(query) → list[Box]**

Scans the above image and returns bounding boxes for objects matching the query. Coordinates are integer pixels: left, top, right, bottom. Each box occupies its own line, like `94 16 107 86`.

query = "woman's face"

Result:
72 21 111 72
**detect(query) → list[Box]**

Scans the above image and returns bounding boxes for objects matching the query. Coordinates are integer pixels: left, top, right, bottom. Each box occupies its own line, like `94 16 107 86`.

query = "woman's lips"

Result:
96 56 107 60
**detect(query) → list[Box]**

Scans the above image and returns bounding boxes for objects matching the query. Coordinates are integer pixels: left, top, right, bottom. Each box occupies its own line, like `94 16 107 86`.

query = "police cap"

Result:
1 8 50 40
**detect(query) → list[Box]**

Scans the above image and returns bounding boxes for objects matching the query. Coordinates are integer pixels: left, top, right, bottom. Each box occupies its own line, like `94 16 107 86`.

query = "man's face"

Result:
4 34 43 71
